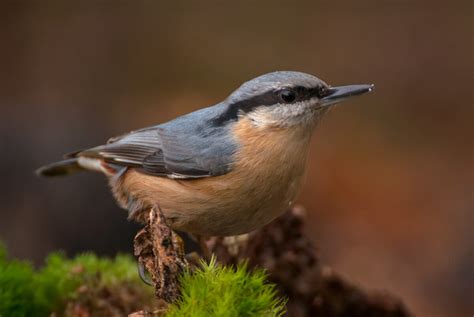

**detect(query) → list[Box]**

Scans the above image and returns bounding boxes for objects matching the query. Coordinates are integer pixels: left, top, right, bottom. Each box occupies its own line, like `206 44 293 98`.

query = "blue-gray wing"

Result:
75 116 237 179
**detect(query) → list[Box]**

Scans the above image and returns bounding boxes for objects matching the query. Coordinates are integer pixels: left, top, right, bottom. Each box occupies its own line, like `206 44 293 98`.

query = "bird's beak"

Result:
320 84 374 107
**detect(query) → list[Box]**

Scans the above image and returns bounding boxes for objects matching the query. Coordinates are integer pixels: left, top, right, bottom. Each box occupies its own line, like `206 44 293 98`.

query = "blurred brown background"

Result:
0 1 472 316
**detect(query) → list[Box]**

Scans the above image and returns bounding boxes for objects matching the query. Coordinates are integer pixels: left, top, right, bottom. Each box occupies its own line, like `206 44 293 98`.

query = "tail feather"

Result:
36 158 84 177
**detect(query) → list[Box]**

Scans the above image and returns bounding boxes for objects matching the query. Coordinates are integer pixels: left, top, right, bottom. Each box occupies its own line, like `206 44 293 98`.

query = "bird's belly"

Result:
113 163 306 236
173 174 304 236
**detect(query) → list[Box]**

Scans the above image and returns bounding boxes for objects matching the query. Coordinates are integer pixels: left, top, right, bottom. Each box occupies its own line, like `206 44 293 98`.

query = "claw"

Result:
137 261 153 286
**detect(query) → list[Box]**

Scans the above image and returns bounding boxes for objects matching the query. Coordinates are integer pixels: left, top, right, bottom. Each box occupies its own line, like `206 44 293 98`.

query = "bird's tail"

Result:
36 158 84 177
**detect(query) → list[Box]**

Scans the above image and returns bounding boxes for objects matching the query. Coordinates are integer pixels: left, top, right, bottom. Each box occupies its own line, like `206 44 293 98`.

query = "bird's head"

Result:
215 71 373 128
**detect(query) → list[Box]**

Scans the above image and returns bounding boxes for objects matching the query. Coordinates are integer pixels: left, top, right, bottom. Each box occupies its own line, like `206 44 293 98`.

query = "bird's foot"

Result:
188 233 213 261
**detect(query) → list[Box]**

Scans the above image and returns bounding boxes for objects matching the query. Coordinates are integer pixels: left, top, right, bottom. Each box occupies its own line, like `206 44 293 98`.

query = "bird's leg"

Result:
184 251 202 267
133 205 188 303
188 233 212 261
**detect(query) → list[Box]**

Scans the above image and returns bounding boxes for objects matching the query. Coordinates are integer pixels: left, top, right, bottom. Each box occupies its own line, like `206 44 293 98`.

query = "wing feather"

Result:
74 123 236 179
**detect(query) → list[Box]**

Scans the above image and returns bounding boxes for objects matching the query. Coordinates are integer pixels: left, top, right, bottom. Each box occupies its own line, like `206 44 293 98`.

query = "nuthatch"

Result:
37 71 373 236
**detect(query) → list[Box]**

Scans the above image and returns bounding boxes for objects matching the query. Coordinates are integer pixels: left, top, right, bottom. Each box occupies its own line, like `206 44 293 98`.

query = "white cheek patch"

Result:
245 109 276 127
246 100 317 127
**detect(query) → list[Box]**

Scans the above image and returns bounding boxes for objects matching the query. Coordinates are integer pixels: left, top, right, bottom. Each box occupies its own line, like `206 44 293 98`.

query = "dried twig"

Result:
133 206 188 304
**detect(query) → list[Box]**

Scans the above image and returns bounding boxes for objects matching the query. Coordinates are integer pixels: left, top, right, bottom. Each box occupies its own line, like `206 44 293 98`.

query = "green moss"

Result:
166 257 286 317
0 243 153 317
33 252 148 314
0 243 285 317
0 244 37 317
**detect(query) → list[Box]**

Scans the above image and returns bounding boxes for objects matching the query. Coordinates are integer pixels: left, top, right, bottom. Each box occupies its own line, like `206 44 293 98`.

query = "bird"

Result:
37 71 373 237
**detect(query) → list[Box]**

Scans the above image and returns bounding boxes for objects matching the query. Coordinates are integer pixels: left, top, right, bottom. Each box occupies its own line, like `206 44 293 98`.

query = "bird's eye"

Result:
279 89 296 103
317 86 329 98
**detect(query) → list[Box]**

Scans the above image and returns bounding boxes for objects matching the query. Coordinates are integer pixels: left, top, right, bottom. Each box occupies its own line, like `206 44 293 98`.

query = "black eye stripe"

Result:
279 89 296 103
294 85 330 99
275 85 329 103
211 85 327 126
